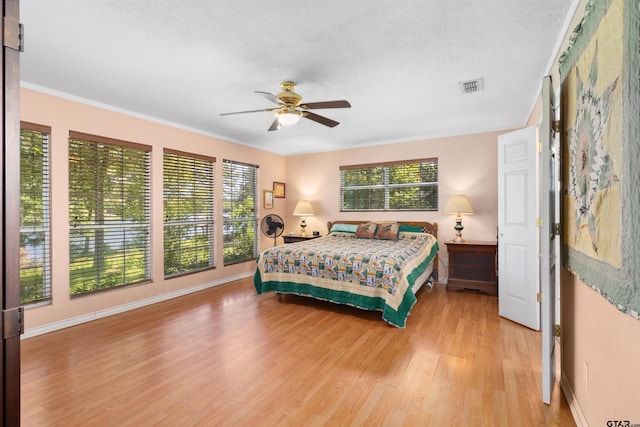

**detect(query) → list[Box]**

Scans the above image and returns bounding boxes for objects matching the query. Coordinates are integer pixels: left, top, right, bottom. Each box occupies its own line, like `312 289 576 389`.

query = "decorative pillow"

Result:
375 222 400 240
399 224 424 233
330 223 359 233
355 222 378 239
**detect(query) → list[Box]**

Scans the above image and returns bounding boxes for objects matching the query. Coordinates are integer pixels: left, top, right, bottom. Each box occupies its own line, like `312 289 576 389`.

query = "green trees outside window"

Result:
222 160 258 265
20 123 51 304
163 149 215 277
68 133 151 295
340 158 438 211
22 125 265 298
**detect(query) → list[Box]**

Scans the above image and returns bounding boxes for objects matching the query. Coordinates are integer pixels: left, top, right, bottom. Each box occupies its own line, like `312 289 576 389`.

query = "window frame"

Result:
340 158 439 212
68 131 152 297
163 148 216 278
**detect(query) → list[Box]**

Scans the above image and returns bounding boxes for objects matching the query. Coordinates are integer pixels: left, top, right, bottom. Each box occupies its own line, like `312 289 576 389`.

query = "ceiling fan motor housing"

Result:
276 81 302 106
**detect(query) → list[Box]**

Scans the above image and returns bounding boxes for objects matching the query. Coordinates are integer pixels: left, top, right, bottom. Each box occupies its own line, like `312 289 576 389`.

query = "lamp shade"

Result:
293 200 315 216
444 195 474 215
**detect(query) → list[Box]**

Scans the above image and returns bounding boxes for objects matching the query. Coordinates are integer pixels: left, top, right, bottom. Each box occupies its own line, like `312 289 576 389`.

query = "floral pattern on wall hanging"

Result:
566 45 620 261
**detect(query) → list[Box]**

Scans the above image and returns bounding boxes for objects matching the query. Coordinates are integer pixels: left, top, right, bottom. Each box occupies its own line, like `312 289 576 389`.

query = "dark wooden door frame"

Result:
2 0 22 424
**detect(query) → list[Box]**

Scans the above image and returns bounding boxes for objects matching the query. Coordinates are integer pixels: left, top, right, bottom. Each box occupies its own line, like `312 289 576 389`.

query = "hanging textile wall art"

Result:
559 0 640 318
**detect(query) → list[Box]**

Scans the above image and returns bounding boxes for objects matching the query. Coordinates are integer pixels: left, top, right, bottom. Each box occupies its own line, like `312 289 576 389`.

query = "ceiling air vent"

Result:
459 78 484 94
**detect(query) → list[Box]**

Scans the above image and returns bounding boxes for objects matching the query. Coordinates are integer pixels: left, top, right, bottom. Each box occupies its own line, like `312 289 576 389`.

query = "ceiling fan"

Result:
220 81 351 131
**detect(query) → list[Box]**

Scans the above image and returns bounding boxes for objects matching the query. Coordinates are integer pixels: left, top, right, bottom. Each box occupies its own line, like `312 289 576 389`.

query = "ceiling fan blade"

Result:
220 107 279 116
255 91 284 105
268 118 281 131
299 100 351 110
303 112 339 128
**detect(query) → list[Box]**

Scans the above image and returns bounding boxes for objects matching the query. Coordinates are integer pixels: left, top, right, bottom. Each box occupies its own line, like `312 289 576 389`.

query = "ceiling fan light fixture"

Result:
221 81 350 131
276 110 302 126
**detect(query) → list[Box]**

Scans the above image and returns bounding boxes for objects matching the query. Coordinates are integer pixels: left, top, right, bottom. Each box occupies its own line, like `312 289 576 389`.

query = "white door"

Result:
541 76 560 404
498 126 540 330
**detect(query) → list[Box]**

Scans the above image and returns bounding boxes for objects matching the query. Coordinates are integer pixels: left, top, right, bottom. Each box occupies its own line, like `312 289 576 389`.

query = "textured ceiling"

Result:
20 1 578 155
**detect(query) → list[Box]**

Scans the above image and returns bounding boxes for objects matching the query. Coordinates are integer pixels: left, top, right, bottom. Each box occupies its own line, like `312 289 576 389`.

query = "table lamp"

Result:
293 200 314 235
444 195 474 242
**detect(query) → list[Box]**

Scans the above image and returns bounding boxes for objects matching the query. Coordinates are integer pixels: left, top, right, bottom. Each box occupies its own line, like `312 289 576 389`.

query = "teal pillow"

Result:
399 224 423 233
330 223 359 233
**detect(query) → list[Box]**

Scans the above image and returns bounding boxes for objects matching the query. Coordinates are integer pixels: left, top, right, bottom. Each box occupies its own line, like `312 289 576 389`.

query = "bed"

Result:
254 220 439 328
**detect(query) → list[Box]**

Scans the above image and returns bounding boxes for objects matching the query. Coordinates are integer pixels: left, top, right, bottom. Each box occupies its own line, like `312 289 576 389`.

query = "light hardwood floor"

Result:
21 277 575 426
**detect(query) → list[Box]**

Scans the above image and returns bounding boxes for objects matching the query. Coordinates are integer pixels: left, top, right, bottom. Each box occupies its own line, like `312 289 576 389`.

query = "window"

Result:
68 132 151 296
163 149 215 277
222 160 258 265
340 158 438 211
20 122 51 304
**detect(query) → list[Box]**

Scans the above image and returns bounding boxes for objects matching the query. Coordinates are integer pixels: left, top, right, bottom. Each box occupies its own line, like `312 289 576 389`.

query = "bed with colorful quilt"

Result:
254 221 439 328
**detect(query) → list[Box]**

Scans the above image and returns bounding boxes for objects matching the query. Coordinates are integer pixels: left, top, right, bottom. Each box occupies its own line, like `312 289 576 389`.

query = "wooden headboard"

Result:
326 220 439 280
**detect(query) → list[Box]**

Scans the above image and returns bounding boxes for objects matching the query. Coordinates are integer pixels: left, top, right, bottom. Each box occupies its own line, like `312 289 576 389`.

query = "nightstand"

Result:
445 241 498 296
283 234 321 244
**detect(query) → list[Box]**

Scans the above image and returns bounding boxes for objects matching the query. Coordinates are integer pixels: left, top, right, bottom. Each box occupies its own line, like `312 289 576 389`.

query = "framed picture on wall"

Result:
273 182 286 198
264 190 274 209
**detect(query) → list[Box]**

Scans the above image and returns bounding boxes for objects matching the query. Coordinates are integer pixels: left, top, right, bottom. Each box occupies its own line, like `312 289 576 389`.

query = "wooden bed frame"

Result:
326 220 438 281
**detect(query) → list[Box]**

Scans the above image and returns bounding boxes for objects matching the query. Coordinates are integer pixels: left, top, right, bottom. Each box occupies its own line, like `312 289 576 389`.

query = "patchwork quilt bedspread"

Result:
254 231 439 327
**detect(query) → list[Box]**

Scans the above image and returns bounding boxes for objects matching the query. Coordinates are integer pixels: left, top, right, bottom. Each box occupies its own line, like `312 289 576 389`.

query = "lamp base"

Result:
453 215 464 242
300 217 307 235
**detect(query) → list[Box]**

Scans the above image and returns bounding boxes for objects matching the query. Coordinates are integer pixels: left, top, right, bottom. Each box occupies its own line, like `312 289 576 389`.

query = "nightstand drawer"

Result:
449 252 496 280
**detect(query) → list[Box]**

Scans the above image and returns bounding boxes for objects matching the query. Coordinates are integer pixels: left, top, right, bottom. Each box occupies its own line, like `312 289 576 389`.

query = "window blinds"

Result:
340 158 438 211
222 159 259 265
68 132 151 295
163 149 215 277
20 122 52 304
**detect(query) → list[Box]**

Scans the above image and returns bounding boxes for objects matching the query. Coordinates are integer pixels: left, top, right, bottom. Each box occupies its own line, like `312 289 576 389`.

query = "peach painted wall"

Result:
284 131 504 279
21 88 287 331
561 270 640 424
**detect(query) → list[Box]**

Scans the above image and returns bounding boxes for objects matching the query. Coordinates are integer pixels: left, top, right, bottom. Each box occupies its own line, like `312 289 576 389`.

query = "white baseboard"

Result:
21 272 254 339
560 371 588 427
